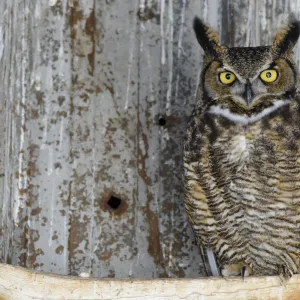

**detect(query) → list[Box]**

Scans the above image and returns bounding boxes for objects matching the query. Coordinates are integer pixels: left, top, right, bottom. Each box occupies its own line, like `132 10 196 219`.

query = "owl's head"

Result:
194 17 300 124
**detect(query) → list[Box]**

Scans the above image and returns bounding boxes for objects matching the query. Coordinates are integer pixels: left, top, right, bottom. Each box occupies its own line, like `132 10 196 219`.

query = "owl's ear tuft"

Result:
193 17 222 56
273 17 300 56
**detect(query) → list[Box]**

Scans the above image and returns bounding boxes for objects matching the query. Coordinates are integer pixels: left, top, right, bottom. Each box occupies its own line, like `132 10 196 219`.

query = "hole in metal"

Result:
158 117 166 126
107 196 122 210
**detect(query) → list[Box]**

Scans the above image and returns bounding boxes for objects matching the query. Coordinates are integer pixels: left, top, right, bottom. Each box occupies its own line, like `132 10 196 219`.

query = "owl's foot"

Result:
221 263 253 278
278 264 293 279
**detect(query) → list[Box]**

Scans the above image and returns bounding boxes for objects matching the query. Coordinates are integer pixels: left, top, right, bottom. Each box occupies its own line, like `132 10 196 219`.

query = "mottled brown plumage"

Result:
183 17 300 277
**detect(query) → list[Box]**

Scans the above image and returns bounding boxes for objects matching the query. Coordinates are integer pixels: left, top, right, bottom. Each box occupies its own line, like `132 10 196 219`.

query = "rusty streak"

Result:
85 1 96 76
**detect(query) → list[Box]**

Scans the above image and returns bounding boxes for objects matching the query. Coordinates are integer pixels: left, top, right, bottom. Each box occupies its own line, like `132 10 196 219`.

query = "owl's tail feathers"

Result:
205 248 221 276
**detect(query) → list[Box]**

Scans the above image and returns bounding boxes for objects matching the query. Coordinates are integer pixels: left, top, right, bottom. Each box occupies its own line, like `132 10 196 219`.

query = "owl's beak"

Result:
243 82 254 105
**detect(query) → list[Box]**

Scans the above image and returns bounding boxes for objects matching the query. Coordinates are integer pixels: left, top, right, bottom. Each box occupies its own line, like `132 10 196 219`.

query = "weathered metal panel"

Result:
0 0 299 279
86 0 141 278
0 0 74 274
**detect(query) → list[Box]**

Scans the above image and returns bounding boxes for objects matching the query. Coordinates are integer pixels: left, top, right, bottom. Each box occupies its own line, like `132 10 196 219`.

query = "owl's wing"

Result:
184 113 222 276
184 138 222 276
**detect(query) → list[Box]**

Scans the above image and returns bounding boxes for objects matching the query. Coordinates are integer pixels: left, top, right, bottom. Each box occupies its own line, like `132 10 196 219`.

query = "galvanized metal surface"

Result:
0 0 300 279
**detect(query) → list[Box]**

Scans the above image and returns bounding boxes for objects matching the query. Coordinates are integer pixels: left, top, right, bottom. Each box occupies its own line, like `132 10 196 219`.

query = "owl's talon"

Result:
221 263 253 278
278 264 293 279
242 266 246 281
242 264 252 281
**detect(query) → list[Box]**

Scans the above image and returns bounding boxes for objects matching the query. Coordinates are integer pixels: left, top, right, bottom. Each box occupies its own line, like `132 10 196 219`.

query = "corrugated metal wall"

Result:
0 0 300 279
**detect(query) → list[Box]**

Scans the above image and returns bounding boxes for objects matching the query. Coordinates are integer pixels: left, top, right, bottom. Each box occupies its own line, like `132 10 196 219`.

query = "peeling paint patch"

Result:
49 0 59 7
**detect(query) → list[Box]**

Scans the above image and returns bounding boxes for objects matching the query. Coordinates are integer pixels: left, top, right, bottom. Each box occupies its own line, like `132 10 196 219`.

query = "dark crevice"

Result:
158 117 166 126
107 196 122 210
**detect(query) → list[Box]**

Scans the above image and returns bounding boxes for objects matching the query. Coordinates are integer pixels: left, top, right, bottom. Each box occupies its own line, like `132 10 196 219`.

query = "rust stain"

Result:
31 207 42 216
102 117 130 155
70 0 84 41
58 96 66 106
27 144 40 177
103 82 115 97
31 248 44 269
94 235 117 262
69 0 97 76
54 162 62 169
85 1 96 76
34 90 45 114
56 111 68 118
18 224 29 267
98 250 113 261
103 81 119 117
68 213 89 272
18 227 42 269
17 140 42 269
137 118 150 184
77 126 90 142
147 209 163 265
30 108 39 120
55 245 64 255
94 165 113 183
137 114 163 269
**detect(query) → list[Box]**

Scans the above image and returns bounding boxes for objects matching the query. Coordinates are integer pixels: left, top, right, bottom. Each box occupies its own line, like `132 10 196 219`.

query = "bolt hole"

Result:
107 196 122 210
158 117 166 126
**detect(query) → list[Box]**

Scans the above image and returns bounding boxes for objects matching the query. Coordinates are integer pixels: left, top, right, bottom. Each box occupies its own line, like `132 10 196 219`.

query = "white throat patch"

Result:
208 100 291 125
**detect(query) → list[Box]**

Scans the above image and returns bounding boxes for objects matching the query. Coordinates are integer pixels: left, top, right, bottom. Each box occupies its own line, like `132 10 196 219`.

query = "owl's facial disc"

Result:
203 57 297 124
194 17 300 124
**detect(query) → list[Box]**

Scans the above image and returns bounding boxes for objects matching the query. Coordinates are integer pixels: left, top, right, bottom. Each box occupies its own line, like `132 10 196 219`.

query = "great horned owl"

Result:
183 17 300 278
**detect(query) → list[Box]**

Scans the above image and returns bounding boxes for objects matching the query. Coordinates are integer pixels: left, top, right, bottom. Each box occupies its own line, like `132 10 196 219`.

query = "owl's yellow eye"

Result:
260 69 278 83
219 72 236 85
